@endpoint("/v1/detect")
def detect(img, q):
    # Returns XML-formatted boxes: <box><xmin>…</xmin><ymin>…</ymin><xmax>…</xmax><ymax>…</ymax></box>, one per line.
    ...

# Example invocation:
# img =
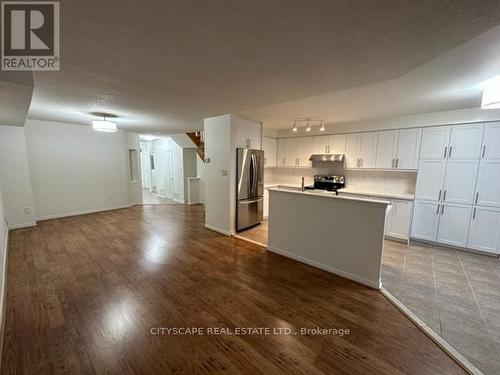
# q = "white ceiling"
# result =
<box><xmin>5</xmin><ymin>1</ymin><xmax>500</xmax><ymax>131</ymax></box>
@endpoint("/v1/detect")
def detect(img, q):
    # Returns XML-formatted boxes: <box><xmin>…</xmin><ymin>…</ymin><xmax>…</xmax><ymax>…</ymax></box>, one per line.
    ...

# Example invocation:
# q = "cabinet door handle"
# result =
<box><xmin>396</xmin><ymin>158</ymin><xmax>399</xmax><ymax>168</ymax></box>
<box><xmin>436</xmin><ymin>204</ymin><xmax>440</xmax><ymax>215</ymax></box>
<box><xmin>438</xmin><ymin>190</ymin><xmax>441</xmax><ymax>201</ymax></box>
<box><xmin>482</xmin><ymin>145</ymin><xmax>486</xmax><ymax>158</ymax></box>
<box><xmin>443</xmin><ymin>190</ymin><xmax>447</xmax><ymax>201</ymax></box>
<box><xmin>475</xmin><ymin>192</ymin><xmax>479</xmax><ymax>204</ymax></box>
<box><xmin>444</xmin><ymin>146</ymin><xmax>448</xmax><ymax>158</ymax></box>
<box><xmin>441</xmin><ymin>204</ymin><xmax>445</xmax><ymax>215</ymax></box>
<box><xmin>473</xmin><ymin>207</ymin><xmax>476</xmax><ymax>220</ymax></box>
<box><xmin>448</xmin><ymin>146</ymin><xmax>452</xmax><ymax>158</ymax></box>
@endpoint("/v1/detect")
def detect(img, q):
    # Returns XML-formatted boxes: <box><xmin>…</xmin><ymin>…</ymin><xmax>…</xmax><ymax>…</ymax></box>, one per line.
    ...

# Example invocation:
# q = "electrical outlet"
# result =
<box><xmin>221</xmin><ymin>170</ymin><xmax>228</xmax><ymax>176</ymax></box>
<box><xmin>23</xmin><ymin>207</ymin><xmax>32</xmax><ymax>215</ymax></box>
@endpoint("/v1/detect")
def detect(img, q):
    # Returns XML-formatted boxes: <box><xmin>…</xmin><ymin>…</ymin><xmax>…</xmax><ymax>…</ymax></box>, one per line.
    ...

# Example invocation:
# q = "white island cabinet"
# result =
<box><xmin>268</xmin><ymin>189</ymin><xmax>389</xmax><ymax>289</ymax></box>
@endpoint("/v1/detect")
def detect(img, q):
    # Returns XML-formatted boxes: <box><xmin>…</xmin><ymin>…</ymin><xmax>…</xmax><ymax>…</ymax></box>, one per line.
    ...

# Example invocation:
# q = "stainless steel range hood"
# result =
<box><xmin>309</xmin><ymin>154</ymin><xmax>345</xmax><ymax>162</ymax></box>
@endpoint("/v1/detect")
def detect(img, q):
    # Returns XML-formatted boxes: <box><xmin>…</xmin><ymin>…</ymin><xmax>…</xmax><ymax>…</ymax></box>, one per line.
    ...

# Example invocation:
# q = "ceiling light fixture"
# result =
<box><xmin>481</xmin><ymin>76</ymin><xmax>500</xmax><ymax>109</ymax></box>
<box><xmin>320</xmin><ymin>120</ymin><xmax>325</xmax><ymax>131</ymax></box>
<box><xmin>306</xmin><ymin>120</ymin><xmax>311</xmax><ymax>132</ymax></box>
<box><xmin>92</xmin><ymin>115</ymin><xmax>117</xmax><ymax>132</ymax></box>
<box><xmin>292</xmin><ymin>121</ymin><xmax>298</xmax><ymax>132</ymax></box>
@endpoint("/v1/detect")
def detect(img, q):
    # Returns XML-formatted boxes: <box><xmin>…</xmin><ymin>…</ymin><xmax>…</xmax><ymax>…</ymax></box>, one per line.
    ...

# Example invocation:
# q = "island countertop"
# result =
<box><xmin>268</xmin><ymin>187</ymin><xmax>391</xmax><ymax>205</ymax></box>
<box><xmin>267</xmin><ymin>188</ymin><xmax>390</xmax><ymax>289</ymax></box>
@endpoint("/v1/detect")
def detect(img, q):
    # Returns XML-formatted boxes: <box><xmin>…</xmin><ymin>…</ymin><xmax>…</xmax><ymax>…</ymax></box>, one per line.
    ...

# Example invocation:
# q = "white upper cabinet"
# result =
<box><xmin>436</xmin><ymin>203</ymin><xmax>472</xmax><ymax>247</ymax></box>
<box><xmin>442</xmin><ymin>159</ymin><xmax>479</xmax><ymax>204</ymax></box>
<box><xmin>298</xmin><ymin>137</ymin><xmax>313</xmax><ymax>167</ymax></box>
<box><xmin>285</xmin><ymin>138</ymin><xmax>300</xmax><ymax>167</ymax></box>
<box><xmin>277</xmin><ymin>138</ymin><xmax>287</xmax><ymax>167</ymax></box>
<box><xmin>475</xmin><ymin>160</ymin><xmax>500</xmax><ymax>207</ymax></box>
<box><xmin>467</xmin><ymin>206</ymin><xmax>500</xmax><ymax>254</ymax></box>
<box><xmin>396</xmin><ymin>128</ymin><xmax>421</xmax><ymax>169</ymax></box>
<box><xmin>420</xmin><ymin>126</ymin><xmax>451</xmax><ymax>160</ymax></box>
<box><xmin>415</xmin><ymin>159</ymin><xmax>447</xmax><ymax>201</ymax></box>
<box><xmin>375</xmin><ymin>130</ymin><xmax>398</xmax><ymax>169</ymax></box>
<box><xmin>448</xmin><ymin>124</ymin><xmax>483</xmax><ymax>159</ymax></box>
<box><xmin>234</xmin><ymin>119</ymin><xmax>261</xmax><ymax>149</ymax></box>
<box><xmin>312</xmin><ymin>135</ymin><xmax>330</xmax><ymax>154</ymax></box>
<box><xmin>345</xmin><ymin>133</ymin><xmax>361</xmax><ymax>168</ymax></box>
<box><xmin>328</xmin><ymin>134</ymin><xmax>347</xmax><ymax>154</ymax></box>
<box><xmin>411</xmin><ymin>200</ymin><xmax>440</xmax><ymax>241</ymax></box>
<box><xmin>262</xmin><ymin>137</ymin><xmax>276</xmax><ymax>167</ymax></box>
<box><xmin>482</xmin><ymin>122</ymin><xmax>500</xmax><ymax>159</ymax></box>
<box><xmin>358</xmin><ymin>132</ymin><xmax>378</xmax><ymax>169</ymax></box>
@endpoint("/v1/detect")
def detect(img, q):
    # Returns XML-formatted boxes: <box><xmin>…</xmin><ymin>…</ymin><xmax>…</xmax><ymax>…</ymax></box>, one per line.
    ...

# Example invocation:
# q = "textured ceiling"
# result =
<box><xmin>18</xmin><ymin>0</ymin><xmax>500</xmax><ymax>131</ymax></box>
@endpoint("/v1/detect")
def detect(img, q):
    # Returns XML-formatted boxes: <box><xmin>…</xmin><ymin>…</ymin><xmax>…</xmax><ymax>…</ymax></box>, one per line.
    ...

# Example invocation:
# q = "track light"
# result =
<box><xmin>292</xmin><ymin>121</ymin><xmax>298</xmax><ymax>132</ymax></box>
<box><xmin>320</xmin><ymin>121</ymin><xmax>325</xmax><ymax>131</ymax></box>
<box><xmin>306</xmin><ymin>120</ymin><xmax>311</xmax><ymax>132</ymax></box>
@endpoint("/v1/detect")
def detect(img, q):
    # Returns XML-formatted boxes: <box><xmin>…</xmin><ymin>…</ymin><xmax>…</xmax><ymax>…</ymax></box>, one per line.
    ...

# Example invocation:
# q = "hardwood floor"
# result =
<box><xmin>1</xmin><ymin>205</ymin><xmax>466</xmax><ymax>374</ymax></box>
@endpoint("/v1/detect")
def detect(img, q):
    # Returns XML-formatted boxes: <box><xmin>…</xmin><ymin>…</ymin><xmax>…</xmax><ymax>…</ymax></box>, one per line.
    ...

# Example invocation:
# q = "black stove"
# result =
<box><xmin>304</xmin><ymin>175</ymin><xmax>345</xmax><ymax>195</ymax></box>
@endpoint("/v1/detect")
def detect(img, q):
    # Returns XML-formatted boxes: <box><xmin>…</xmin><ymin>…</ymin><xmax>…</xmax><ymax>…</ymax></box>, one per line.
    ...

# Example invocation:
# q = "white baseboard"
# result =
<box><xmin>204</xmin><ymin>224</ymin><xmax>234</xmax><ymax>236</ymax></box>
<box><xmin>8</xmin><ymin>221</ymin><xmax>37</xmax><ymax>230</ymax></box>
<box><xmin>267</xmin><ymin>245</ymin><xmax>381</xmax><ymax>290</ymax></box>
<box><xmin>35</xmin><ymin>204</ymin><xmax>136</xmax><ymax>222</ymax></box>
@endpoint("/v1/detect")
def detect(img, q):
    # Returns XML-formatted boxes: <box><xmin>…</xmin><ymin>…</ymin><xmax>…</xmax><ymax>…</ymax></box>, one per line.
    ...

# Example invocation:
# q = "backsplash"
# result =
<box><xmin>266</xmin><ymin>163</ymin><xmax>417</xmax><ymax>194</ymax></box>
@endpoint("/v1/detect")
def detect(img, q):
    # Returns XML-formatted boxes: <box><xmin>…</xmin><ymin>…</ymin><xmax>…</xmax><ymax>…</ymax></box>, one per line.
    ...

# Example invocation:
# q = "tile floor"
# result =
<box><xmin>238</xmin><ymin>223</ymin><xmax>500</xmax><ymax>375</ymax></box>
<box><xmin>382</xmin><ymin>241</ymin><xmax>500</xmax><ymax>375</ymax></box>
<box><xmin>142</xmin><ymin>189</ymin><xmax>182</xmax><ymax>205</ymax></box>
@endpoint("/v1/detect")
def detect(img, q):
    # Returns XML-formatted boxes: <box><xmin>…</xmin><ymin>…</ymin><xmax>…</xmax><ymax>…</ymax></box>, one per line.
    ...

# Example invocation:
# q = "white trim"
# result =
<box><xmin>380</xmin><ymin>288</ymin><xmax>484</xmax><ymax>375</ymax></box>
<box><xmin>173</xmin><ymin>199</ymin><xmax>185</xmax><ymax>204</ymax></box>
<box><xmin>267</xmin><ymin>245</ymin><xmax>381</xmax><ymax>289</ymax></box>
<box><xmin>8</xmin><ymin>221</ymin><xmax>37</xmax><ymax>230</ymax></box>
<box><xmin>233</xmin><ymin>234</ymin><xmax>267</xmax><ymax>248</ymax></box>
<box><xmin>204</xmin><ymin>224</ymin><xmax>233</xmax><ymax>236</ymax></box>
<box><xmin>0</xmin><ymin>227</ymin><xmax>9</xmax><ymax>366</ymax></box>
<box><xmin>35</xmin><ymin>204</ymin><xmax>136</xmax><ymax>222</ymax></box>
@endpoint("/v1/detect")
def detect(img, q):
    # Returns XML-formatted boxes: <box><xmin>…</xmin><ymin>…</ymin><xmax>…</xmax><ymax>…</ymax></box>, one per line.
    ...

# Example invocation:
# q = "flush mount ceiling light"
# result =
<box><xmin>91</xmin><ymin>114</ymin><xmax>117</xmax><ymax>132</ymax></box>
<box><xmin>481</xmin><ymin>75</ymin><xmax>500</xmax><ymax>109</ymax></box>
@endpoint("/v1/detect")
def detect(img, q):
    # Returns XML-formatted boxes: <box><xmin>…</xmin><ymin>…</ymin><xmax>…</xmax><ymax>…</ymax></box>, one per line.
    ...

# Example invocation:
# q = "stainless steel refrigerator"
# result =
<box><xmin>236</xmin><ymin>148</ymin><xmax>264</xmax><ymax>231</ymax></box>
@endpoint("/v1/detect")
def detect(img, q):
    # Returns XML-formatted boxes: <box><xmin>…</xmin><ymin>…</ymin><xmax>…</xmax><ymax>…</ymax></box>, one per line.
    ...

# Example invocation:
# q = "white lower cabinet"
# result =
<box><xmin>263</xmin><ymin>188</ymin><xmax>270</xmax><ymax>218</ymax></box>
<box><xmin>411</xmin><ymin>200</ymin><xmax>441</xmax><ymax>241</ymax></box>
<box><xmin>436</xmin><ymin>203</ymin><xmax>472</xmax><ymax>247</ymax></box>
<box><xmin>386</xmin><ymin>200</ymin><xmax>413</xmax><ymax>241</ymax></box>
<box><xmin>467</xmin><ymin>206</ymin><xmax>500</xmax><ymax>254</ymax></box>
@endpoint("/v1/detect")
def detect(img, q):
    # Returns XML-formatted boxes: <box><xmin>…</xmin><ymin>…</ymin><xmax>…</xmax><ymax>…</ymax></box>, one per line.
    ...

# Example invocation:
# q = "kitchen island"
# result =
<box><xmin>268</xmin><ymin>188</ymin><xmax>390</xmax><ymax>289</ymax></box>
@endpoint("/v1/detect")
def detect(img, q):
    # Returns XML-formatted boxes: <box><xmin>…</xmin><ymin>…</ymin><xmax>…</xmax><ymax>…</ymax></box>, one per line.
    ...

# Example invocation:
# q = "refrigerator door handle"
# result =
<box><xmin>239</xmin><ymin>197</ymin><xmax>263</xmax><ymax>204</ymax></box>
<box><xmin>251</xmin><ymin>154</ymin><xmax>257</xmax><ymax>196</ymax></box>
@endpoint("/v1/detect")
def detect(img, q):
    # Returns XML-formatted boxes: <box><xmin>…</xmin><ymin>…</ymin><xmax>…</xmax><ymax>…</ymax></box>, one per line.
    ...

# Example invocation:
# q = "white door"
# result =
<box><xmin>345</xmin><ymin>133</ymin><xmax>361</xmax><ymax>168</ymax></box>
<box><xmin>359</xmin><ymin>132</ymin><xmax>378</xmax><ymax>169</ymax></box>
<box><xmin>328</xmin><ymin>134</ymin><xmax>347</xmax><ymax>154</ymax></box>
<box><xmin>436</xmin><ymin>203</ymin><xmax>472</xmax><ymax>247</ymax></box>
<box><xmin>467</xmin><ymin>206</ymin><xmax>500</xmax><ymax>254</ymax></box>
<box><xmin>285</xmin><ymin>138</ymin><xmax>300</xmax><ymax>167</ymax></box>
<box><xmin>475</xmin><ymin>160</ymin><xmax>500</xmax><ymax>207</ymax></box>
<box><xmin>298</xmin><ymin>137</ymin><xmax>313</xmax><ymax>166</ymax></box>
<box><xmin>386</xmin><ymin>200</ymin><xmax>413</xmax><ymax>240</ymax></box>
<box><xmin>448</xmin><ymin>124</ymin><xmax>483</xmax><ymax>159</ymax></box>
<box><xmin>396</xmin><ymin>128</ymin><xmax>422</xmax><ymax>170</ymax></box>
<box><xmin>442</xmin><ymin>159</ymin><xmax>479</xmax><ymax>204</ymax></box>
<box><xmin>482</xmin><ymin>122</ymin><xmax>500</xmax><ymax>159</ymax></box>
<box><xmin>415</xmin><ymin>159</ymin><xmax>447</xmax><ymax>201</ymax></box>
<box><xmin>277</xmin><ymin>138</ymin><xmax>287</xmax><ymax>166</ymax></box>
<box><xmin>411</xmin><ymin>200</ymin><xmax>440</xmax><ymax>241</ymax></box>
<box><xmin>420</xmin><ymin>126</ymin><xmax>450</xmax><ymax>160</ymax></box>
<box><xmin>165</xmin><ymin>150</ymin><xmax>174</xmax><ymax>199</ymax></box>
<box><xmin>312</xmin><ymin>135</ymin><xmax>330</xmax><ymax>154</ymax></box>
<box><xmin>375</xmin><ymin>130</ymin><xmax>397</xmax><ymax>169</ymax></box>
<box><xmin>262</xmin><ymin>137</ymin><xmax>276</xmax><ymax>167</ymax></box>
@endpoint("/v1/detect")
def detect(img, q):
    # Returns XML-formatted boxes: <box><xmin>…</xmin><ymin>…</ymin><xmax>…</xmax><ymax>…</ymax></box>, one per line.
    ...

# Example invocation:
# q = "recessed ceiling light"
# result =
<box><xmin>92</xmin><ymin>115</ymin><xmax>117</xmax><ymax>132</ymax></box>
